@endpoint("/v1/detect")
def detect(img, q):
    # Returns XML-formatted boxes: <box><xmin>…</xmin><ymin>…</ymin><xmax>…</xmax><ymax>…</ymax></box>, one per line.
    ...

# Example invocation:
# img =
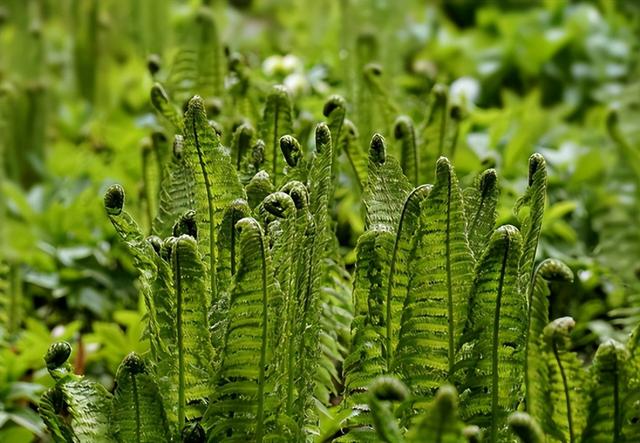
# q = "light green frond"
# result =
<box><xmin>396</xmin><ymin>158</ymin><xmax>475</xmax><ymax>393</ymax></box>
<box><xmin>230</xmin><ymin>123</ymin><xmax>256</xmax><ymax>171</ymax></box>
<box><xmin>280</xmin><ymin>134</ymin><xmax>308</xmax><ymax>183</ymax></box>
<box><xmin>171</xmin><ymin>235</ymin><xmax>215</xmax><ymax>425</ymax></box>
<box><xmin>418</xmin><ymin>84</ymin><xmax>454</xmax><ymax>182</ymax></box>
<box><xmin>324</xmin><ymin>95</ymin><xmax>347</xmax><ymax>151</ymax></box>
<box><xmin>369</xmin><ymin>377</ymin><xmax>409</xmax><ymax>443</ymax></box>
<box><xmin>239</xmin><ymin>139</ymin><xmax>266</xmax><ymax>185</ymax></box>
<box><xmin>39</xmin><ymin>388</ymin><xmax>75</xmax><ymax>443</ymax></box>
<box><xmin>150</xmin><ymin>83</ymin><xmax>183</xmax><ymax>131</ymax></box>
<box><xmin>407</xmin><ymin>385</ymin><xmax>466</xmax><ymax>443</ymax></box>
<box><xmin>362</xmin><ymin>64</ymin><xmax>398</xmax><ymax>141</ymax></box>
<box><xmin>460</xmin><ymin>225</ymin><xmax>525</xmax><ymax>442</ymax></box>
<box><xmin>582</xmin><ymin>340</ymin><xmax>629</xmax><ymax>443</ymax></box>
<box><xmin>385</xmin><ymin>184</ymin><xmax>432</xmax><ymax>371</ymax></box>
<box><xmin>340</xmin><ymin>119</ymin><xmax>368</xmax><ymax>190</ymax></box>
<box><xmin>111</xmin><ymin>353</ymin><xmax>171</xmax><ymax>443</ymax></box>
<box><xmin>393</xmin><ymin>116</ymin><xmax>419</xmax><ymax>186</ymax></box>
<box><xmin>515</xmin><ymin>153</ymin><xmax>547</xmax><ymax>298</ymax></box>
<box><xmin>508</xmin><ymin>412</ymin><xmax>545</xmax><ymax>443</ymax></box>
<box><xmin>183</xmin><ymin>95</ymin><xmax>245</xmax><ymax>298</ymax></box>
<box><xmin>205</xmin><ymin>218</ymin><xmax>281</xmax><ymax>442</ymax></box>
<box><xmin>246</xmin><ymin>170</ymin><xmax>274</xmax><ymax>209</ymax></box>
<box><xmin>345</xmin><ymin>229</ymin><xmax>395</xmax><ymax>408</ymax></box>
<box><xmin>525</xmin><ymin>259</ymin><xmax>574</xmax><ymax>428</ymax></box>
<box><xmin>463</xmin><ymin>168</ymin><xmax>499</xmax><ymax>259</ymax></box>
<box><xmin>44</xmin><ymin>342</ymin><xmax>114</xmax><ymax>443</ymax></box>
<box><xmin>539</xmin><ymin>317</ymin><xmax>586</xmax><ymax>443</ymax></box>
<box><xmin>259</xmin><ymin>85</ymin><xmax>293</xmax><ymax>188</ymax></box>
<box><xmin>363</xmin><ymin>133</ymin><xmax>412</xmax><ymax>232</ymax></box>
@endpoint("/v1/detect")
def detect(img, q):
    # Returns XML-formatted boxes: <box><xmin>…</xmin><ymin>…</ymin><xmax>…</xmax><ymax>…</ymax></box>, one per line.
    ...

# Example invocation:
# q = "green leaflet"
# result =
<box><xmin>394</xmin><ymin>116</ymin><xmax>419</xmax><ymax>187</ymax></box>
<box><xmin>406</xmin><ymin>385</ymin><xmax>466</xmax><ymax>443</ymax></box>
<box><xmin>385</xmin><ymin>184</ymin><xmax>432</xmax><ymax>371</ymax></box>
<box><xmin>153</xmin><ymin>136</ymin><xmax>198</xmax><ymax>238</ymax></box>
<box><xmin>166</xmin><ymin>7</ymin><xmax>224</xmax><ymax>101</ymax></box>
<box><xmin>183</xmin><ymin>95</ymin><xmax>246</xmax><ymax>298</ymax></box>
<box><xmin>363</xmin><ymin>133</ymin><xmax>412</xmax><ymax>232</ymax></box>
<box><xmin>324</xmin><ymin>95</ymin><xmax>347</xmax><ymax>151</ymax></box>
<box><xmin>104</xmin><ymin>185</ymin><xmax>163</xmax><ymax>360</ymax></box>
<box><xmin>524</xmin><ymin>259</ymin><xmax>573</xmax><ymax>429</ymax></box>
<box><xmin>418</xmin><ymin>84</ymin><xmax>455</xmax><ymax>182</ymax></box>
<box><xmin>340</xmin><ymin>119</ymin><xmax>368</xmax><ymax>190</ymax></box>
<box><xmin>280</xmin><ymin>134</ymin><xmax>308</xmax><ymax>183</ymax></box>
<box><xmin>368</xmin><ymin>377</ymin><xmax>410</xmax><ymax>443</ymax></box>
<box><xmin>43</xmin><ymin>342</ymin><xmax>114</xmax><ymax>443</ymax></box>
<box><xmin>259</xmin><ymin>85</ymin><xmax>293</xmax><ymax>188</ymax></box>
<box><xmin>463</xmin><ymin>168</ymin><xmax>499</xmax><ymax>260</ymax></box>
<box><xmin>39</xmin><ymin>388</ymin><xmax>75</xmax><ymax>443</ymax></box>
<box><xmin>230</xmin><ymin>123</ymin><xmax>255</xmax><ymax>170</ymax></box>
<box><xmin>396</xmin><ymin>158</ymin><xmax>475</xmax><ymax>391</ymax></box>
<box><xmin>205</xmin><ymin>218</ymin><xmax>282</xmax><ymax>442</ymax></box>
<box><xmin>540</xmin><ymin>317</ymin><xmax>586</xmax><ymax>443</ymax></box>
<box><xmin>460</xmin><ymin>225</ymin><xmax>525</xmax><ymax>442</ymax></box>
<box><xmin>345</xmin><ymin>229</ymin><xmax>395</xmax><ymax>406</ymax></box>
<box><xmin>150</xmin><ymin>83</ymin><xmax>183</xmax><ymax>132</ymax></box>
<box><xmin>582</xmin><ymin>340</ymin><xmax>629</xmax><ymax>443</ymax></box>
<box><xmin>171</xmin><ymin>235</ymin><xmax>215</xmax><ymax>426</ymax></box>
<box><xmin>111</xmin><ymin>353</ymin><xmax>170</xmax><ymax>443</ymax></box>
<box><xmin>515</xmin><ymin>153</ymin><xmax>547</xmax><ymax>298</ymax></box>
<box><xmin>508</xmin><ymin>413</ymin><xmax>545</xmax><ymax>443</ymax></box>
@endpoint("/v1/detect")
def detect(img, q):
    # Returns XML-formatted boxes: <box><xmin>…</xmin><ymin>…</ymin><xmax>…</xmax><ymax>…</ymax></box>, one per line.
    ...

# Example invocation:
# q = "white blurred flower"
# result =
<box><xmin>284</xmin><ymin>72</ymin><xmax>310</xmax><ymax>97</ymax></box>
<box><xmin>450</xmin><ymin>76</ymin><xmax>480</xmax><ymax>109</ymax></box>
<box><xmin>262</xmin><ymin>55</ymin><xmax>284</xmax><ymax>76</ymax></box>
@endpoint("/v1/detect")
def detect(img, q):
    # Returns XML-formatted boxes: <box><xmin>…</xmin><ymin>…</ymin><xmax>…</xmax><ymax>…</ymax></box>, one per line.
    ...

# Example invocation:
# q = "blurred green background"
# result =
<box><xmin>1</xmin><ymin>0</ymin><xmax>639</xmax><ymax>440</ymax></box>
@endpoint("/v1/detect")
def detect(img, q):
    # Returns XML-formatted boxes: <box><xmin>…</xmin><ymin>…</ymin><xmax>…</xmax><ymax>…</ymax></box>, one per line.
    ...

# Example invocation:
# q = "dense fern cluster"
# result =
<box><xmin>37</xmin><ymin>8</ymin><xmax>640</xmax><ymax>443</ymax></box>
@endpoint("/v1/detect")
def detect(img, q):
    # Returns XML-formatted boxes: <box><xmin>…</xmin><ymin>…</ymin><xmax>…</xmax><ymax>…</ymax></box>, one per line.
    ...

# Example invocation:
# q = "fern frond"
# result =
<box><xmin>515</xmin><ymin>153</ymin><xmax>547</xmax><ymax>298</ymax></box>
<box><xmin>171</xmin><ymin>235</ymin><xmax>215</xmax><ymax>426</ymax></box>
<box><xmin>324</xmin><ymin>95</ymin><xmax>347</xmax><ymax>151</ymax></box>
<box><xmin>407</xmin><ymin>385</ymin><xmax>466</xmax><ymax>443</ymax></box>
<box><xmin>205</xmin><ymin>217</ymin><xmax>282</xmax><ymax>442</ymax></box>
<box><xmin>39</xmin><ymin>388</ymin><xmax>75</xmax><ymax>443</ymax></box>
<box><xmin>368</xmin><ymin>377</ymin><xmax>410</xmax><ymax>443</ymax></box>
<box><xmin>460</xmin><ymin>225</ymin><xmax>525</xmax><ymax>441</ymax></box>
<box><xmin>396</xmin><ymin>158</ymin><xmax>475</xmax><ymax>393</ymax></box>
<box><xmin>393</xmin><ymin>116</ymin><xmax>419</xmax><ymax>186</ymax></box>
<box><xmin>340</xmin><ymin>119</ymin><xmax>368</xmax><ymax>190</ymax></box>
<box><xmin>524</xmin><ymin>259</ymin><xmax>573</xmax><ymax>429</ymax></box>
<box><xmin>150</xmin><ymin>83</ymin><xmax>183</xmax><ymax>132</ymax></box>
<box><xmin>582</xmin><ymin>340</ymin><xmax>629</xmax><ymax>443</ymax></box>
<box><xmin>418</xmin><ymin>84</ymin><xmax>454</xmax><ymax>182</ymax></box>
<box><xmin>463</xmin><ymin>168</ymin><xmax>499</xmax><ymax>259</ymax></box>
<box><xmin>363</xmin><ymin>133</ymin><xmax>412</xmax><ymax>232</ymax></box>
<box><xmin>111</xmin><ymin>353</ymin><xmax>171</xmax><ymax>442</ymax></box>
<box><xmin>230</xmin><ymin>123</ymin><xmax>255</xmax><ymax>171</ymax></box>
<box><xmin>539</xmin><ymin>317</ymin><xmax>586</xmax><ymax>443</ymax></box>
<box><xmin>508</xmin><ymin>412</ymin><xmax>545</xmax><ymax>443</ymax></box>
<box><xmin>259</xmin><ymin>85</ymin><xmax>293</xmax><ymax>188</ymax></box>
<box><xmin>280</xmin><ymin>134</ymin><xmax>308</xmax><ymax>183</ymax></box>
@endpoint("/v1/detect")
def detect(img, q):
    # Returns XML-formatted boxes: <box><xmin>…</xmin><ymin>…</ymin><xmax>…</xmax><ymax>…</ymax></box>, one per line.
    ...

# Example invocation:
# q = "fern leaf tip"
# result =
<box><xmin>369</xmin><ymin>376</ymin><xmax>410</xmax><ymax>402</ymax></box>
<box><xmin>369</xmin><ymin>133</ymin><xmax>386</xmax><ymax>164</ymax></box>
<box><xmin>508</xmin><ymin>412</ymin><xmax>544</xmax><ymax>443</ymax></box>
<box><xmin>323</xmin><ymin>94</ymin><xmax>346</xmax><ymax>117</ymax></box>
<box><xmin>45</xmin><ymin>342</ymin><xmax>72</xmax><ymax>370</ymax></box>
<box><xmin>315</xmin><ymin>123</ymin><xmax>332</xmax><ymax>149</ymax></box>
<box><xmin>120</xmin><ymin>352</ymin><xmax>146</xmax><ymax>375</ymax></box>
<box><xmin>104</xmin><ymin>184</ymin><xmax>125</xmax><ymax>215</ymax></box>
<box><xmin>280</xmin><ymin>134</ymin><xmax>301</xmax><ymax>167</ymax></box>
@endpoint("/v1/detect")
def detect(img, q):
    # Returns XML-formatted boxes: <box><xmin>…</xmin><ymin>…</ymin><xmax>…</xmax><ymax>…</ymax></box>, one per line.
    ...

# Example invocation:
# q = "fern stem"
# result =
<box><xmin>552</xmin><ymin>343</ymin><xmax>575</xmax><ymax>443</ymax></box>
<box><xmin>255</xmin><ymin>230</ymin><xmax>268</xmax><ymax>443</ymax></box>
<box><xmin>190</xmin><ymin>116</ymin><xmax>217</xmax><ymax>302</ymax></box>
<box><xmin>446</xmin><ymin>177</ymin><xmax>455</xmax><ymax>376</ymax></box>
<box><xmin>491</xmin><ymin>232</ymin><xmax>510</xmax><ymax>443</ymax></box>
<box><xmin>131</xmin><ymin>371</ymin><xmax>141</xmax><ymax>443</ymax></box>
<box><xmin>174</xmin><ymin>245</ymin><xmax>186</xmax><ymax>430</ymax></box>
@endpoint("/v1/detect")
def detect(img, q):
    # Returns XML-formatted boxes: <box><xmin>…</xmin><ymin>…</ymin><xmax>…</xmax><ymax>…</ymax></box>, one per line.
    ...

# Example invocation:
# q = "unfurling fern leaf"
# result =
<box><xmin>508</xmin><ymin>412</ymin><xmax>545</xmax><ymax>443</ymax></box>
<box><xmin>539</xmin><ymin>317</ymin><xmax>586</xmax><ymax>443</ymax></box>
<box><xmin>582</xmin><ymin>340</ymin><xmax>629</xmax><ymax>443</ymax></box>
<box><xmin>171</xmin><ymin>235</ymin><xmax>215</xmax><ymax>426</ymax></box>
<box><xmin>259</xmin><ymin>85</ymin><xmax>293</xmax><ymax>188</ymax></box>
<box><xmin>340</xmin><ymin>119</ymin><xmax>368</xmax><ymax>190</ymax></box>
<box><xmin>515</xmin><ymin>153</ymin><xmax>547</xmax><ymax>298</ymax></box>
<box><xmin>463</xmin><ymin>168</ymin><xmax>499</xmax><ymax>259</ymax></box>
<box><xmin>460</xmin><ymin>225</ymin><xmax>525</xmax><ymax>442</ymax></box>
<box><xmin>150</xmin><ymin>83</ymin><xmax>183</xmax><ymax>132</ymax></box>
<box><xmin>406</xmin><ymin>385</ymin><xmax>466</xmax><ymax>443</ymax></box>
<box><xmin>111</xmin><ymin>353</ymin><xmax>170</xmax><ymax>443</ymax></box>
<box><xmin>205</xmin><ymin>218</ymin><xmax>284</xmax><ymax>442</ymax></box>
<box><xmin>393</xmin><ymin>116</ymin><xmax>419</xmax><ymax>187</ymax></box>
<box><xmin>368</xmin><ymin>377</ymin><xmax>410</xmax><ymax>443</ymax></box>
<box><xmin>396</xmin><ymin>158</ymin><xmax>475</xmax><ymax>393</ymax></box>
<box><xmin>280</xmin><ymin>134</ymin><xmax>307</xmax><ymax>183</ymax></box>
<box><xmin>524</xmin><ymin>259</ymin><xmax>574</xmax><ymax>432</ymax></box>
<box><xmin>42</xmin><ymin>342</ymin><xmax>114</xmax><ymax>443</ymax></box>
<box><xmin>323</xmin><ymin>95</ymin><xmax>347</xmax><ymax>153</ymax></box>
<box><xmin>418</xmin><ymin>84</ymin><xmax>455</xmax><ymax>182</ymax></box>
